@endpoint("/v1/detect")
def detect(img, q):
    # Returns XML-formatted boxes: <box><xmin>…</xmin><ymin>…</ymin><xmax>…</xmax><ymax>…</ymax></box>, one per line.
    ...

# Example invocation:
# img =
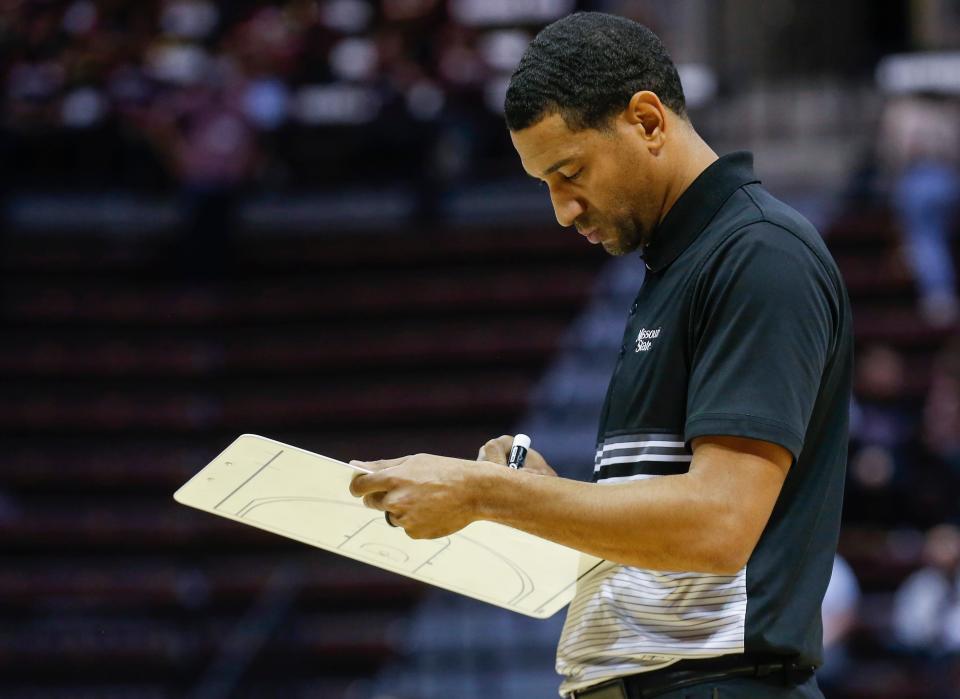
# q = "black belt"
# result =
<box><xmin>568</xmin><ymin>655</ymin><xmax>816</xmax><ymax>699</ymax></box>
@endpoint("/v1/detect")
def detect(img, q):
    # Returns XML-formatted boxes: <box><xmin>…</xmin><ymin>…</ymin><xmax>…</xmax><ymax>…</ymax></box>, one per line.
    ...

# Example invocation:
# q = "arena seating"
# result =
<box><xmin>2</xmin><ymin>225</ymin><xmax>606</xmax><ymax>697</ymax></box>
<box><xmin>5</xmin><ymin>198</ymin><xmax>959</xmax><ymax>698</ymax></box>
<box><xmin>823</xmin><ymin>205</ymin><xmax>959</xmax><ymax>699</ymax></box>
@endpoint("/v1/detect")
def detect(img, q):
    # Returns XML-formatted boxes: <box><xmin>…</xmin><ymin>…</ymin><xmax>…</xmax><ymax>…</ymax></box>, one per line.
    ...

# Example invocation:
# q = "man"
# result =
<box><xmin>350</xmin><ymin>12</ymin><xmax>852</xmax><ymax>699</ymax></box>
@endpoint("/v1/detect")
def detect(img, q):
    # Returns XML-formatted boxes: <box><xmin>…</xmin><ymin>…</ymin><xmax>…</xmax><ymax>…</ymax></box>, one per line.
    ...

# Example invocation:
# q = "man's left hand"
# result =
<box><xmin>349</xmin><ymin>454</ymin><xmax>493</xmax><ymax>539</ymax></box>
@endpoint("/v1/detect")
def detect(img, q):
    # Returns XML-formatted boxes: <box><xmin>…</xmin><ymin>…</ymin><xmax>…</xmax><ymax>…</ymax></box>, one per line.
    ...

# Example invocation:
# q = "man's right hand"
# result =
<box><xmin>477</xmin><ymin>435</ymin><xmax>558</xmax><ymax>477</ymax></box>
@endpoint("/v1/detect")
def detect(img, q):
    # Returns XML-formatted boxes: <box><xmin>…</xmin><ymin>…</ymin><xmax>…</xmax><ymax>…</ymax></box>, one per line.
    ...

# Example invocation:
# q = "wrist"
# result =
<box><xmin>467</xmin><ymin>460</ymin><xmax>510</xmax><ymax>523</ymax></box>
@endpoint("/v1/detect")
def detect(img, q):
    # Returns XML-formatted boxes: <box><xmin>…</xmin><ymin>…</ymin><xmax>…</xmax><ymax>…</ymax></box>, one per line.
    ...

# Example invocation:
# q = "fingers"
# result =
<box><xmin>349</xmin><ymin>471</ymin><xmax>394</xmax><ymax>497</ymax></box>
<box><xmin>361</xmin><ymin>490</ymin><xmax>405</xmax><ymax>530</ymax></box>
<box><xmin>477</xmin><ymin>435</ymin><xmax>514</xmax><ymax>465</ymax></box>
<box><xmin>348</xmin><ymin>456</ymin><xmax>412</xmax><ymax>497</ymax></box>
<box><xmin>362</xmin><ymin>492</ymin><xmax>386</xmax><ymax>511</ymax></box>
<box><xmin>362</xmin><ymin>491</ymin><xmax>404</xmax><ymax>531</ymax></box>
<box><xmin>350</xmin><ymin>456</ymin><xmax>409</xmax><ymax>473</ymax></box>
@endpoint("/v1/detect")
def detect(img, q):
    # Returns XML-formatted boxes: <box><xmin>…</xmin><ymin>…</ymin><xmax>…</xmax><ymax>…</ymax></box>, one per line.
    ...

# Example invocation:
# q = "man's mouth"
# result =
<box><xmin>578</xmin><ymin>227</ymin><xmax>601</xmax><ymax>244</ymax></box>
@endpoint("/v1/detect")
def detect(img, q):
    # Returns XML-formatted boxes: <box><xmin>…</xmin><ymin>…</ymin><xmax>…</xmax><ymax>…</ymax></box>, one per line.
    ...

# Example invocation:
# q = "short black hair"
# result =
<box><xmin>504</xmin><ymin>12</ymin><xmax>686</xmax><ymax>132</ymax></box>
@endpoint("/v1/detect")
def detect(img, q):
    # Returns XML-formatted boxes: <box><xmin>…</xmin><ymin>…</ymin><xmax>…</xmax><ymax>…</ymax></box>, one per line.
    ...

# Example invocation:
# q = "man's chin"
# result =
<box><xmin>601</xmin><ymin>237</ymin><xmax>635</xmax><ymax>257</ymax></box>
<box><xmin>601</xmin><ymin>227</ymin><xmax>645</xmax><ymax>257</ymax></box>
<box><xmin>601</xmin><ymin>240</ymin><xmax>624</xmax><ymax>256</ymax></box>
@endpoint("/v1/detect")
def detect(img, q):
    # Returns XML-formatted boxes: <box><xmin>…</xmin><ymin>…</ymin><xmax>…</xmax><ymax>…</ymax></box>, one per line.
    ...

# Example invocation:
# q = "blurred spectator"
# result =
<box><xmin>818</xmin><ymin>555</ymin><xmax>861</xmax><ymax>694</ymax></box>
<box><xmin>849</xmin><ymin>341</ymin><xmax>960</xmax><ymax>526</ymax></box>
<box><xmin>915</xmin><ymin>332</ymin><xmax>960</xmax><ymax>523</ymax></box>
<box><xmin>892</xmin><ymin>524</ymin><xmax>960</xmax><ymax>696</ymax></box>
<box><xmin>892</xmin><ymin>523</ymin><xmax>960</xmax><ymax>651</ymax></box>
<box><xmin>925</xmin><ymin>332</ymin><xmax>960</xmax><ymax>476</ymax></box>
<box><xmin>0</xmin><ymin>0</ymin><xmax>558</xmax><ymax>193</ymax></box>
<box><xmin>144</xmin><ymin>75</ymin><xmax>261</xmax><ymax>273</ymax></box>
<box><xmin>879</xmin><ymin>93</ymin><xmax>960</xmax><ymax>326</ymax></box>
<box><xmin>847</xmin><ymin>345</ymin><xmax>915</xmax><ymax>521</ymax></box>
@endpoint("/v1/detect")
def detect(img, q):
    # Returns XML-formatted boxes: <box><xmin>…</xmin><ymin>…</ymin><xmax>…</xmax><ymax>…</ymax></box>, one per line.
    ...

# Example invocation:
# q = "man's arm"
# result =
<box><xmin>350</xmin><ymin>434</ymin><xmax>791</xmax><ymax>575</ymax></box>
<box><xmin>476</xmin><ymin>435</ymin><xmax>789</xmax><ymax>573</ymax></box>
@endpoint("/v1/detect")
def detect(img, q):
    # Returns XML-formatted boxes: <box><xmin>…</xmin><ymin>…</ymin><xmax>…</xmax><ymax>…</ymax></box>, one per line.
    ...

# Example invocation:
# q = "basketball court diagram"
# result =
<box><xmin>175</xmin><ymin>434</ymin><xmax>607</xmax><ymax>618</ymax></box>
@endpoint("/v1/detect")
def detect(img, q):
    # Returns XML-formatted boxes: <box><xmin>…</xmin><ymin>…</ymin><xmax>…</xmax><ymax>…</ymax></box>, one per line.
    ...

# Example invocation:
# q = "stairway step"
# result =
<box><xmin>836</xmin><ymin>252</ymin><xmax>915</xmax><ymax>298</ymax></box>
<box><xmin>1</xmin><ymin>317</ymin><xmax>569</xmax><ymax>378</ymax></box>
<box><xmin>0</xmin><ymin>553</ymin><xmax>421</xmax><ymax>611</ymax></box>
<box><xmin>4</xmin><ymin>372</ymin><xmax>534</xmax><ymax>433</ymax></box>
<box><xmin>4</xmin><ymin>426</ymin><xmax>505</xmax><ymax>491</ymax></box>
<box><xmin>6</xmin><ymin>266</ymin><xmax>597</xmax><ymax>325</ymax></box>
<box><xmin>2</xmin><ymin>227</ymin><xmax>592</xmax><ymax>273</ymax></box>
<box><xmin>0</xmin><ymin>610</ymin><xmax>401</xmax><ymax>678</ymax></box>
<box><xmin>854</xmin><ymin>308</ymin><xmax>954</xmax><ymax>348</ymax></box>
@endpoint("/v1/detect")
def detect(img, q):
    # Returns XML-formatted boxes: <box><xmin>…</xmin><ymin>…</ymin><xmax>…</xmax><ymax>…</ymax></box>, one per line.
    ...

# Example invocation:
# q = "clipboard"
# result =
<box><xmin>173</xmin><ymin>434</ymin><xmax>607</xmax><ymax>618</ymax></box>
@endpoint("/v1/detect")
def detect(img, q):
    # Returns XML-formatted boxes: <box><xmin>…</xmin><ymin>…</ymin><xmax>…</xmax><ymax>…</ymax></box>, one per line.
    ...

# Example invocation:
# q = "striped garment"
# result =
<box><xmin>556</xmin><ymin>433</ymin><xmax>747</xmax><ymax>696</ymax></box>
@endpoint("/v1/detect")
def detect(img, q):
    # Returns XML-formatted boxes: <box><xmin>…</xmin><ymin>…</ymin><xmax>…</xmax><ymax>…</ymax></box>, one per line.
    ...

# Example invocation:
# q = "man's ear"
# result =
<box><xmin>624</xmin><ymin>91</ymin><xmax>667</xmax><ymax>148</ymax></box>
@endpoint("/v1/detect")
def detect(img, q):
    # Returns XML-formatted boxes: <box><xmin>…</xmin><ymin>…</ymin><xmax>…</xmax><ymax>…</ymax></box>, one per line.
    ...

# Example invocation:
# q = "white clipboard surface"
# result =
<box><xmin>173</xmin><ymin>434</ymin><xmax>607</xmax><ymax>618</ymax></box>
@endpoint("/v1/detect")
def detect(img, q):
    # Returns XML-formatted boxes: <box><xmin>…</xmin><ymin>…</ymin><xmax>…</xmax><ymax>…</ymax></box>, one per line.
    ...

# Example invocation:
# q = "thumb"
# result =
<box><xmin>350</xmin><ymin>456</ymin><xmax>409</xmax><ymax>473</ymax></box>
<box><xmin>477</xmin><ymin>435</ymin><xmax>513</xmax><ymax>465</ymax></box>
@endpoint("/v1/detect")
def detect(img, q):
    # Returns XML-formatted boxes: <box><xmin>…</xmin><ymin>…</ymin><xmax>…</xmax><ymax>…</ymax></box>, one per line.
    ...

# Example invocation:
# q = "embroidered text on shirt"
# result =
<box><xmin>635</xmin><ymin>327</ymin><xmax>662</xmax><ymax>352</ymax></box>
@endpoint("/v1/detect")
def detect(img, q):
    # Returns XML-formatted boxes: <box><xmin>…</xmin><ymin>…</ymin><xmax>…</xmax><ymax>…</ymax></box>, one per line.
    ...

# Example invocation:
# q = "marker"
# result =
<box><xmin>508</xmin><ymin>434</ymin><xmax>531</xmax><ymax>470</ymax></box>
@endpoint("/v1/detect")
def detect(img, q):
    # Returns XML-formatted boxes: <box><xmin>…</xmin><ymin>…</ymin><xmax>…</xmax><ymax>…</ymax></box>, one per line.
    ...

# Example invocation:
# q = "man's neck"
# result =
<box><xmin>658</xmin><ymin>127</ymin><xmax>719</xmax><ymax>226</ymax></box>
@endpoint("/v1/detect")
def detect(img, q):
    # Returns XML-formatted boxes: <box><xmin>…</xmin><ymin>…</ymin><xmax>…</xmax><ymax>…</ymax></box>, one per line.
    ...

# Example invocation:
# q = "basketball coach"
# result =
<box><xmin>350</xmin><ymin>12</ymin><xmax>853</xmax><ymax>699</ymax></box>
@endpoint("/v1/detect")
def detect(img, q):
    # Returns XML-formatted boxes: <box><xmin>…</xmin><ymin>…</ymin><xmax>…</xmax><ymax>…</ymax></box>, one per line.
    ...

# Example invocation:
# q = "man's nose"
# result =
<box><xmin>550</xmin><ymin>190</ymin><xmax>585</xmax><ymax>228</ymax></box>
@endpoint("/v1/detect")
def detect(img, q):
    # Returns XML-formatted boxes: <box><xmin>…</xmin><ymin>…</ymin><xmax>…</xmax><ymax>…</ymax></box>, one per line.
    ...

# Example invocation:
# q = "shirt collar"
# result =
<box><xmin>640</xmin><ymin>151</ymin><xmax>760</xmax><ymax>272</ymax></box>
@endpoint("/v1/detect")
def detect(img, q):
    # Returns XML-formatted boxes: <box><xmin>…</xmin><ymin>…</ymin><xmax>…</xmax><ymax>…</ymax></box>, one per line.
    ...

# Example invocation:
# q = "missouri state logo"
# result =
<box><xmin>635</xmin><ymin>327</ymin><xmax>662</xmax><ymax>352</ymax></box>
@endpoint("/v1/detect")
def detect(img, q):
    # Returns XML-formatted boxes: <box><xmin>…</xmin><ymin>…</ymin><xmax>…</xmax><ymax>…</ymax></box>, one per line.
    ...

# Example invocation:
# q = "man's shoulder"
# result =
<box><xmin>702</xmin><ymin>184</ymin><xmax>838</xmax><ymax>281</ymax></box>
<box><xmin>738</xmin><ymin>183</ymin><xmax>823</xmax><ymax>243</ymax></box>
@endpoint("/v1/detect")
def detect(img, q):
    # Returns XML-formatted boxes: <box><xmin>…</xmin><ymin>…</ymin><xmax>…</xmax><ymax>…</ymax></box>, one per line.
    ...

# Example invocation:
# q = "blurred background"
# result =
<box><xmin>3</xmin><ymin>0</ymin><xmax>960</xmax><ymax>697</ymax></box>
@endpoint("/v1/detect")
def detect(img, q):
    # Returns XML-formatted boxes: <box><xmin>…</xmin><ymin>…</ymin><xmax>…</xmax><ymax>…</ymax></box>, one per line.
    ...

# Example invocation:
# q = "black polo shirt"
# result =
<box><xmin>556</xmin><ymin>152</ymin><xmax>853</xmax><ymax>693</ymax></box>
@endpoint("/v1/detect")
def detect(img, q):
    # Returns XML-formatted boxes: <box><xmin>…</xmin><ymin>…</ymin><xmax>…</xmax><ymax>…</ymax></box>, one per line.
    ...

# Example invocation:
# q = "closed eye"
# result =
<box><xmin>563</xmin><ymin>169</ymin><xmax>583</xmax><ymax>182</ymax></box>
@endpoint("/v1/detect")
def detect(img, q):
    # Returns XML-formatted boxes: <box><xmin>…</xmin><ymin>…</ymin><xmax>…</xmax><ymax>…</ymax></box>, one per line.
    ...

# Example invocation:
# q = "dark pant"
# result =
<box><xmin>652</xmin><ymin>674</ymin><xmax>823</xmax><ymax>699</ymax></box>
